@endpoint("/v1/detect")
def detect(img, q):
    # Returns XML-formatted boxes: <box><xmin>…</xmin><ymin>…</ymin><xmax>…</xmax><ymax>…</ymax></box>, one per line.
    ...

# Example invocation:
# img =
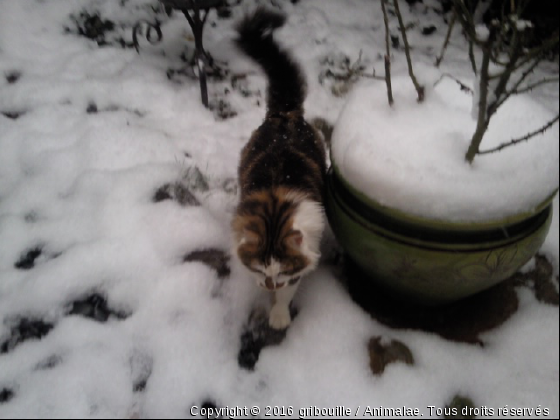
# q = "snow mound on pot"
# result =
<box><xmin>331</xmin><ymin>73</ymin><xmax>559</xmax><ymax>222</ymax></box>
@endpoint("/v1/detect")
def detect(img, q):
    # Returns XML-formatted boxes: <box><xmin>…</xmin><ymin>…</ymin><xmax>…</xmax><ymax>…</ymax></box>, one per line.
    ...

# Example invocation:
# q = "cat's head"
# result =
<box><xmin>232</xmin><ymin>189</ymin><xmax>324</xmax><ymax>291</ymax></box>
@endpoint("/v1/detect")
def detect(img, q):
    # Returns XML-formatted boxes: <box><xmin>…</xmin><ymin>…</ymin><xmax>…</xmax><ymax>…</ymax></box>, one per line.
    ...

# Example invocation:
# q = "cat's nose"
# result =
<box><xmin>264</xmin><ymin>277</ymin><xmax>275</xmax><ymax>290</ymax></box>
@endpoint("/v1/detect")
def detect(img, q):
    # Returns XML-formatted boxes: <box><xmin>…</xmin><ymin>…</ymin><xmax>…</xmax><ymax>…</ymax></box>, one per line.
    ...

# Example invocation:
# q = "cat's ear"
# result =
<box><xmin>286</xmin><ymin>230</ymin><xmax>303</xmax><ymax>250</ymax></box>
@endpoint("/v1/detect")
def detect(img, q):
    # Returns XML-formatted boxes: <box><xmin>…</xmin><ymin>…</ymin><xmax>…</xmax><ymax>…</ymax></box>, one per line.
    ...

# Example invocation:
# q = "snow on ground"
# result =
<box><xmin>0</xmin><ymin>0</ymin><xmax>558</xmax><ymax>418</ymax></box>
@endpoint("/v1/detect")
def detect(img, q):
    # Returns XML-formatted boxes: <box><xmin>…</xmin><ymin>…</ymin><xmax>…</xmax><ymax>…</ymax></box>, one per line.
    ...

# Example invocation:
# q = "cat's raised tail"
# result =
<box><xmin>235</xmin><ymin>8</ymin><xmax>306</xmax><ymax>115</ymax></box>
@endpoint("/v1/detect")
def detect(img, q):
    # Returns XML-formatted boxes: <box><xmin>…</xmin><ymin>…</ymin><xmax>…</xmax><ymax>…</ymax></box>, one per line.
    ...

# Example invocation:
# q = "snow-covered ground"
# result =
<box><xmin>0</xmin><ymin>0</ymin><xmax>558</xmax><ymax>418</ymax></box>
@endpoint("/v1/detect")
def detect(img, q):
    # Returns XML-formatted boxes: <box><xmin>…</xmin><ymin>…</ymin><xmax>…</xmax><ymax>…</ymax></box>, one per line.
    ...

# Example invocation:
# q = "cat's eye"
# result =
<box><xmin>280</xmin><ymin>269</ymin><xmax>298</xmax><ymax>276</ymax></box>
<box><xmin>249</xmin><ymin>266</ymin><xmax>265</xmax><ymax>275</ymax></box>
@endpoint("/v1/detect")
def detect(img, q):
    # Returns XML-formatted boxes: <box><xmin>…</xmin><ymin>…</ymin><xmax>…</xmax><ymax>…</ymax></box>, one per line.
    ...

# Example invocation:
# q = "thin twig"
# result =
<box><xmin>384</xmin><ymin>57</ymin><xmax>394</xmax><ymax>105</ymax></box>
<box><xmin>453</xmin><ymin>0</ymin><xmax>482</xmax><ymax>44</ymax></box>
<box><xmin>468</xmin><ymin>38</ymin><xmax>478</xmax><ymax>75</ymax></box>
<box><xmin>436</xmin><ymin>7</ymin><xmax>457</xmax><ymax>67</ymax></box>
<box><xmin>492</xmin><ymin>52</ymin><xmax>542</xmax><ymax>113</ymax></box>
<box><xmin>453</xmin><ymin>0</ymin><xmax>559</xmax><ymax>164</ymax></box>
<box><xmin>381</xmin><ymin>0</ymin><xmax>394</xmax><ymax>105</ymax></box>
<box><xmin>512</xmin><ymin>77</ymin><xmax>560</xmax><ymax>95</ymax></box>
<box><xmin>478</xmin><ymin>114</ymin><xmax>559</xmax><ymax>155</ymax></box>
<box><xmin>433</xmin><ymin>73</ymin><xmax>473</xmax><ymax>94</ymax></box>
<box><xmin>485</xmin><ymin>22</ymin><xmax>523</xmax><ymax>120</ymax></box>
<box><xmin>392</xmin><ymin>0</ymin><xmax>424</xmax><ymax>102</ymax></box>
<box><xmin>510</xmin><ymin>31</ymin><xmax>560</xmax><ymax>71</ymax></box>
<box><xmin>465</xmin><ymin>33</ymin><xmax>494</xmax><ymax>163</ymax></box>
<box><xmin>452</xmin><ymin>0</ymin><xmax>480</xmax><ymax>73</ymax></box>
<box><xmin>362</xmin><ymin>73</ymin><xmax>387</xmax><ymax>81</ymax></box>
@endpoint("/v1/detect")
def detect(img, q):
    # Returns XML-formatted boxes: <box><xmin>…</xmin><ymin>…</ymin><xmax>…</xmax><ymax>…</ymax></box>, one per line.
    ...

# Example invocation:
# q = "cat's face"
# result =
<box><xmin>236</xmin><ymin>227</ymin><xmax>309</xmax><ymax>290</ymax></box>
<box><xmin>232</xmin><ymin>190</ymin><xmax>324</xmax><ymax>291</ymax></box>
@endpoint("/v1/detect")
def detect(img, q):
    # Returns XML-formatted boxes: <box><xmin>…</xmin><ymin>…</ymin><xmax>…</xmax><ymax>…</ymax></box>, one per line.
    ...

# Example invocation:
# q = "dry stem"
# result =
<box><xmin>478</xmin><ymin>114</ymin><xmax>560</xmax><ymax>155</ymax></box>
<box><xmin>393</xmin><ymin>0</ymin><xmax>424</xmax><ymax>102</ymax></box>
<box><xmin>436</xmin><ymin>7</ymin><xmax>457</xmax><ymax>67</ymax></box>
<box><xmin>381</xmin><ymin>0</ymin><xmax>394</xmax><ymax>105</ymax></box>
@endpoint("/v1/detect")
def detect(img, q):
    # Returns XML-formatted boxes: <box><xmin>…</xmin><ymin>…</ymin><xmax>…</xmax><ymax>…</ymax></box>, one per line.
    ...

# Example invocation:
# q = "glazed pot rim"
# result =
<box><xmin>327</xmin><ymin>167</ymin><xmax>553</xmax><ymax>248</ymax></box>
<box><xmin>330</xmin><ymin>165</ymin><xmax>557</xmax><ymax>232</ymax></box>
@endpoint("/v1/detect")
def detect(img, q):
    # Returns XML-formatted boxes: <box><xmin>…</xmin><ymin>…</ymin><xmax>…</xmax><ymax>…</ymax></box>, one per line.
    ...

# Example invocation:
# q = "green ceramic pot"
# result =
<box><xmin>325</xmin><ymin>167</ymin><xmax>555</xmax><ymax>305</ymax></box>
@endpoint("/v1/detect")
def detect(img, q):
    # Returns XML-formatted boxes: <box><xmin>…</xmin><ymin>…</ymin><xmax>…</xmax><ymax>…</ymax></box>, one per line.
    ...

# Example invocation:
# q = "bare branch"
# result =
<box><xmin>465</xmin><ymin>38</ymin><xmax>493</xmax><ymax>163</ymax></box>
<box><xmin>478</xmin><ymin>114</ymin><xmax>560</xmax><ymax>155</ymax></box>
<box><xmin>452</xmin><ymin>0</ymin><xmax>480</xmax><ymax>73</ymax></box>
<box><xmin>381</xmin><ymin>0</ymin><xmax>394</xmax><ymax>105</ymax></box>
<box><xmin>362</xmin><ymin>72</ymin><xmax>387</xmax><ymax>81</ymax></box>
<box><xmin>381</xmin><ymin>0</ymin><xmax>391</xmax><ymax>64</ymax></box>
<box><xmin>493</xmin><ymin>57</ymin><xmax>543</xmax><ymax>111</ymax></box>
<box><xmin>384</xmin><ymin>56</ymin><xmax>394</xmax><ymax>106</ymax></box>
<box><xmin>512</xmin><ymin>77</ymin><xmax>560</xmax><ymax>95</ymax></box>
<box><xmin>485</xmin><ymin>23</ymin><xmax>523</xmax><ymax>119</ymax></box>
<box><xmin>511</xmin><ymin>31</ymin><xmax>560</xmax><ymax>70</ymax></box>
<box><xmin>454</xmin><ymin>0</ymin><xmax>559</xmax><ymax>164</ymax></box>
<box><xmin>434</xmin><ymin>73</ymin><xmax>473</xmax><ymax>94</ymax></box>
<box><xmin>436</xmin><ymin>7</ymin><xmax>457</xmax><ymax>67</ymax></box>
<box><xmin>468</xmin><ymin>38</ymin><xmax>478</xmax><ymax>75</ymax></box>
<box><xmin>453</xmin><ymin>0</ymin><xmax>482</xmax><ymax>43</ymax></box>
<box><xmin>393</xmin><ymin>0</ymin><xmax>425</xmax><ymax>102</ymax></box>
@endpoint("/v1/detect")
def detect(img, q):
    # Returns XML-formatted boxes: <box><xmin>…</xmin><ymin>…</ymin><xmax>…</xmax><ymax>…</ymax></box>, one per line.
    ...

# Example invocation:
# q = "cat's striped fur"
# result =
<box><xmin>232</xmin><ymin>8</ymin><xmax>326</xmax><ymax>330</ymax></box>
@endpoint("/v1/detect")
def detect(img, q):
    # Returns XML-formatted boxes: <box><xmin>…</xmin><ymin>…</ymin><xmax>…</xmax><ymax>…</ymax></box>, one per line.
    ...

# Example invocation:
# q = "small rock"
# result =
<box><xmin>70</xmin><ymin>11</ymin><xmax>115</xmax><ymax>44</ymax></box>
<box><xmin>15</xmin><ymin>246</ymin><xmax>43</xmax><ymax>270</ymax></box>
<box><xmin>445</xmin><ymin>395</ymin><xmax>477</xmax><ymax>419</ymax></box>
<box><xmin>68</xmin><ymin>293</ymin><xmax>129</xmax><ymax>322</ymax></box>
<box><xmin>1</xmin><ymin>110</ymin><xmax>25</xmax><ymax>120</ymax></box>
<box><xmin>190</xmin><ymin>400</ymin><xmax>220</xmax><ymax>419</ymax></box>
<box><xmin>5</xmin><ymin>71</ymin><xmax>21</xmax><ymax>84</ymax></box>
<box><xmin>133</xmin><ymin>379</ymin><xmax>148</xmax><ymax>393</ymax></box>
<box><xmin>201</xmin><ymin>400</ymin><xmax>218</xmax><ymax>411</ymax></box>
<box><xmin>368</xmin><ymin>336</ymin><xmax>414</xmax><ymax>375</ymax></box>
<box><xmin>0</xmin><ymin>318</ymin><xmax>54</xmax><ymax>354</ymax></box>
<box><xmin>422</xmin><ymin>25</ymin><xmax>437</xmax><ymax>36</ymax></box>
<box><xmin>0</xmin><ymin>388</ymin><xmax>14</xmax><ymax>404</ymax></box>
<box><xmin>86</xmin><ymin>102</ymin><xmax>98</xmax><ymax>114</ymax></box>
<box><xmin>153</xmin><ymin>185</ymin><xmax>172</xmax><ymax>202</ymax></box>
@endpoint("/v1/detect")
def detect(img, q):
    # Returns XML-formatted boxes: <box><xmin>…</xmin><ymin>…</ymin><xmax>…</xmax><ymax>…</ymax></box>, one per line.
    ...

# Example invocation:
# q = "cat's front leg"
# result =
<box><xmin>269</xmin><ymin>279</ymin><xmax>300</xmax><ymax>330</ymax></box>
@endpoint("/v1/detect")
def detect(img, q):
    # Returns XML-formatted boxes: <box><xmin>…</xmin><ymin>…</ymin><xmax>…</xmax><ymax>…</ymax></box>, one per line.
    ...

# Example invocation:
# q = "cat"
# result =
<box><xmin>232</xmin><ymin>8</ymin><xmax>327</xmax><ymax>330</ymax></box>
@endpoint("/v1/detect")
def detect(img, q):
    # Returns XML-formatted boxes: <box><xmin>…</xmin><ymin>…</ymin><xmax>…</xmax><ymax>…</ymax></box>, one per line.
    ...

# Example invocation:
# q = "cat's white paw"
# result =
<box><xmin>269</xmin><ymin>305</ymin><xmax>291</xmax><ymax>330</ymax></box>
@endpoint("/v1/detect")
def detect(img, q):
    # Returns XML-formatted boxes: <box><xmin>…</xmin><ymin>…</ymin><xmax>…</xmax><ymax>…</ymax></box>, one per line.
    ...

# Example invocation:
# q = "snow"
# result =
<box><xmin>331</xmin><ymin>67</ymin><xmax>559</xmax><ymax>223</ymax></box>
<box><xmin>0</xmin><ymin>0</ymin><xmax>558</xmax><ymax>418</ymax></box>
<box><xmin>512</xmin><ymin>17</ymin><xmax>534</xmax><ymax>32</ymax></box>
<box><xmin>475</xmin><ymin>24</ymin><xmax>490</xmax><ymax>41</ymax></box>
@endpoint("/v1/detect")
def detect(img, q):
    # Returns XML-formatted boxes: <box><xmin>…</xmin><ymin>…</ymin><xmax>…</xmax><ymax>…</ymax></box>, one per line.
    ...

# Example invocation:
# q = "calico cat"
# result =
<box><xmin>232</xmin><ymin>8</ymin><xmax>327</xmax><ymax>330</ymax></box>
